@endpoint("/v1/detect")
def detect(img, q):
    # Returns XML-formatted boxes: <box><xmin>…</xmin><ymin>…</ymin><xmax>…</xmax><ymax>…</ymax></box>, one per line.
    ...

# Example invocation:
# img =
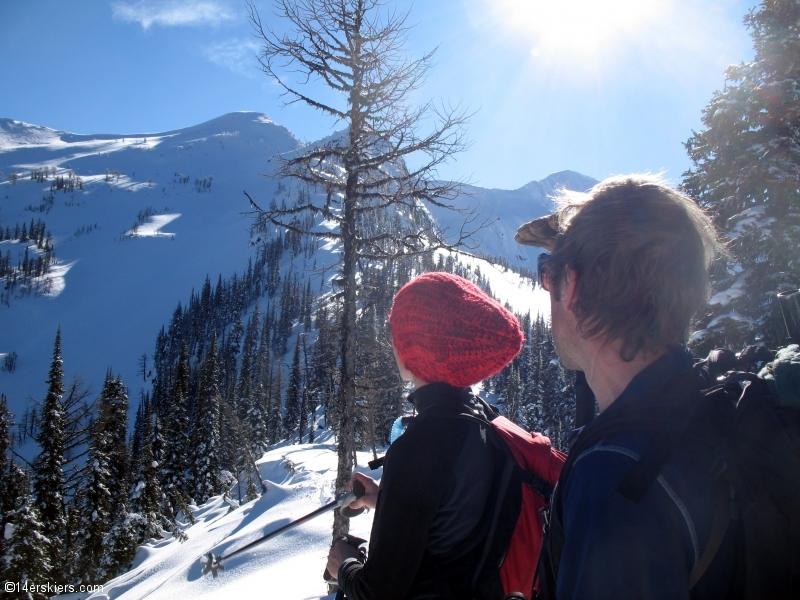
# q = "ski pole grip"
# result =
<box><xmin>338</xmin><ymin>478</ymin><xmax>367</xmax><ymax>518</ymax></box>
<box><xmin>353</xmin><ymin>479</ymin><xmax>366</xmax><ymax>499</ymax></box>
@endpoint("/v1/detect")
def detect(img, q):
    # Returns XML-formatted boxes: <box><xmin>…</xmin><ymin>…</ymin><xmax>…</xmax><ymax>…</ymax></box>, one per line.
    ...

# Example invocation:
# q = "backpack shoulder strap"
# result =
<box><xmin>688</xmin><ymin>480</ymin><xmax>733</xmax><ymax>589</ymax></box>
<box><xmin>615</xmin><ymin>365</ymin><xmax>708</xmax><ymax>504</ymax></box>
<box><xmin>455</xmin><ymin>410</ymin><xmax>555</xmax><ymax>500</ymax></box>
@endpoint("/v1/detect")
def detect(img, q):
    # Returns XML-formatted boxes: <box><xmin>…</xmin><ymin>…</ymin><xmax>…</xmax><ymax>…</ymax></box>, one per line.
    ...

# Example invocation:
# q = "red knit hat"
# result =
<box><xmin>389</xmin><ymin>272</ymin><xmax>523</xmax><ymax>387</ymax></box>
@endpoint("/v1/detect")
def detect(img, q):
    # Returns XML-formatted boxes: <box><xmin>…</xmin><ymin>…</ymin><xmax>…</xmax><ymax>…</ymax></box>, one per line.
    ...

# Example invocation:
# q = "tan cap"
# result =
<box><xmin>514</xmin><ymin>213</ymin><xmax>560</xmax><ymax>251</ymax></box>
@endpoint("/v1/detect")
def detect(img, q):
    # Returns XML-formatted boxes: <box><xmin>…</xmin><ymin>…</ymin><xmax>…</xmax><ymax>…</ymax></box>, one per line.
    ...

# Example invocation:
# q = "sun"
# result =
<box><xmin>487</xmin><ymin>0</ymin><xmax>668</xmax><ymax>60</ymax></box>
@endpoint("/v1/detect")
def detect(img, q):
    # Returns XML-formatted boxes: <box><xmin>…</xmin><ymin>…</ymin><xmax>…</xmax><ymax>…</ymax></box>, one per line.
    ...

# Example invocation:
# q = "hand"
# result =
<box><xmin>326</xmin><ymin>538</ymin><xmax>362</xmax><ymax>577</ymax></box>
<box><xmin>349</xmin><ymin>472</ymin><xmax>379</xmax><ymax>511</ymax></box>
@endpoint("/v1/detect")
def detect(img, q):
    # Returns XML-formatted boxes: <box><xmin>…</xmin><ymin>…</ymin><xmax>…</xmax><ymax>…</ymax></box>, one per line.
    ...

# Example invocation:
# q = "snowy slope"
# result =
<box><xmin>0</xmin><ymin>113</ymin><xmax>298</xmax><ymax>447</ymax></box>
<box><xmin>88</xmin><ymin>435</ymin><xmax>378</xmax><ymax>600</ymax></box>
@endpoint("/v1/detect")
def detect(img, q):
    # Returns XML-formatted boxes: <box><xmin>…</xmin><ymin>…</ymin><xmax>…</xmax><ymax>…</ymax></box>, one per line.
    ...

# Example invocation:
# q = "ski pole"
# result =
<box><xmin>201</xmin><ymin>480</ymin><xmax>366</xmax><ymax>577</ymax></box>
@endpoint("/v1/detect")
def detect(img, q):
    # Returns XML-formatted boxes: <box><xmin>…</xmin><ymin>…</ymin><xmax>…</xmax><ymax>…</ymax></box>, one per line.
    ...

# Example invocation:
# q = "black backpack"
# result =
<box><xmin>537</xmin><ymin>346</ymin><xmax>800</xmax><ymax>599</ymax></box>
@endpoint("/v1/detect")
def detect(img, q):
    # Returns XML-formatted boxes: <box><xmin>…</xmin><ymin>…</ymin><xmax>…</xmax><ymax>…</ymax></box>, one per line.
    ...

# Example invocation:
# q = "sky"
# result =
<box><xmin>1</xmin><ymin>0</ymin><xmax>756</xmax><ymax>189</ymax></box>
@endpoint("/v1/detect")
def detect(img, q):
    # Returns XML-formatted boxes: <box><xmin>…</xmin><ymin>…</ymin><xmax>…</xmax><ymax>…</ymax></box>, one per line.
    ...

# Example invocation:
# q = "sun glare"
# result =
<box><xmin>489</xmin><ymin>0</ymin><xmax>668</xmax><ymax>59</ymax></box>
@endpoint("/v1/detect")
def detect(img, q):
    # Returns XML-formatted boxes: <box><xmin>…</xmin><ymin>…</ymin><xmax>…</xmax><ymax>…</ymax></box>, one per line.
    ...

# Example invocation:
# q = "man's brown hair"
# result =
<box><xmin>543</xmin><ymin>174</ymin><xmax>724</xmax><ymax>361</ymax></box>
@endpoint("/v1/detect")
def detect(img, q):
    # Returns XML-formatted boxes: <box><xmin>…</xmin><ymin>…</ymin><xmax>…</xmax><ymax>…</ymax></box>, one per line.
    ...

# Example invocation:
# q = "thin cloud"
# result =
<box><xmin>203</xmin><ymin>38</ymin><xmax>262</xmax><ymax>77</ymax></box>
<box><xmin>111</xmin><ymin>0</ymin><xmax>235</xmax><ymax>30</ymax></box>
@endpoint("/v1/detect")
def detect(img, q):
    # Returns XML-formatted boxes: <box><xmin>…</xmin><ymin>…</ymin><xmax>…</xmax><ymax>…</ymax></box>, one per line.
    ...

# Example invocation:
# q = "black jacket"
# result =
<box><xmin>339</xmin><ymin>383</ymin><xmax>497</xmax><ymax>600</ymax></box>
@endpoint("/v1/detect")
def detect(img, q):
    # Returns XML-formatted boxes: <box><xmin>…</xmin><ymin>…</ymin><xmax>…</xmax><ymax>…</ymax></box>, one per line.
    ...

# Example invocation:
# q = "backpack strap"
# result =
<box><xmin>792</xmin><ymin>495</ymin><xmax>800</xmax><ymax>592</ymax></box>
<box><xmin>615</xmin><ymin>366</ymin><xmax>705</xmax><ymax>504</ymax></box>
<box><xmin>471</xmin><ymin>457</ymin><xmax>516</xmax><ymax>591</ymax></box>
<box><xmin>456</xmin><ymin>410</ymin><xmax>555</xmax><ymax>500</ymax></box>
<box><xmin>688</xmin><ymin>480</ymin><xmax>732</xmax><ymax>589</ymax></box>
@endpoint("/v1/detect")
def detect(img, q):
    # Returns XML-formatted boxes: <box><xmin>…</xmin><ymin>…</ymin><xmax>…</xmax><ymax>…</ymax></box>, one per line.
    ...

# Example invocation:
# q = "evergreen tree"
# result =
<box><xmin>99</xmin><ymin>503</ymin><xmax>140</xmax><ymax>580</ymax></box>
<box><xmin>130</xmin><ymin>398</ymin><xmax>147</xmax><ymax>467</ymax></box>
<box><xmin>683</xmin><ymin>0</ymin><xmax>800</xmax><ymax>349</ymax></box>
<box><xmin>32</xmin><ymin>327</ymin><xmax>67</xmax><ymax>578</ymax></box>
<box><xmin>222</xmin><ymin>316</ymin><xmax>243</xmax><ymax>403</ymax></box>
<box><xmin>129</xmin><ymin>400</ymin><xmax>165</xmax><ymax>542</ymax></box>
<box><xmin>161</xmin><ymin>345</ymin><xmax>192</xmax><ymax>521</ymax></box>
<box><xmin>100</xmin><ymin>373</ymin><xmax>130</xmax><ymax>516</ymax></box>
<box><xmin>151</xmin><ymin>412</ymin><xmax>166</xmax><ymax>483</ymax></box>
<box><xmin>0</xmin><ymin>394</ymin><xmax>15</xmax><ymax>519</ymax></box>
<box><xmin>0</xmin><ymin>396</ymin><xmax>26</xmax><ymax>582</ymax></box>
<box><xmin>5</xmin><ymin>490</ymin><xmax>51</xmax><ymax>600</ymax></box>
<box><xmin>190</xmin><ymin>333</ymin><xmax>223</xmax><ymax>504</ymax></box>
<box><xmin>267</xmin><ymin>367</ymin><xmax>283</xmax><ymax>445</ymax></box>
<box><xmin>75</xmin><ymin>420</ymin><xmax>114</xmax><ymax>584</ymax></box>
<box><xmin>283</xmin><ymin>340</ymin><xmax>303</xmax><ymax>438</ymax></box>
<box><xmin>249</xmin><ymin>379</ymin><xmax>269</xmax><ymax>455</ymax></box>
<box><xmin>236</xmin><ymin>311</ymin><xmax>257</xmax><ymax>435</ymax></box>
<box><xmin>501</xmin><ymin>366</ymin><xmax>523</xmax><ymax>425</ymax></box>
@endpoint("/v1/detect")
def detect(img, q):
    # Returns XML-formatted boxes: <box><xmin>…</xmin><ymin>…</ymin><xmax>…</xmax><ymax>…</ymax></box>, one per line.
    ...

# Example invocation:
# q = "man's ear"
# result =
<box><xmin>563</xmin><ymin>267</ymin><xmax>578</xmax><ymax>313</ymax></box>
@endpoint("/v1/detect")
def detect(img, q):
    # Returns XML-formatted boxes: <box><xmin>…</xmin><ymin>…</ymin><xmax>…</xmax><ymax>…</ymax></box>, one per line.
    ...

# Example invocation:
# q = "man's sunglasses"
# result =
<box><xmin>537</xmin><ymin>253</ymin><xmax>551</xmax><ymax>291</ymax></box>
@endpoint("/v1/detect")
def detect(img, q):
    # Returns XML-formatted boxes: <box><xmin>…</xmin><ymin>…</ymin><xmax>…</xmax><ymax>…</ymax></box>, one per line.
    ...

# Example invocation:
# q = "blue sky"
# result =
<box><xmin>1</xmin><ymin>0</ymin><xmax>755</xmax><ymax>189</ymax></box>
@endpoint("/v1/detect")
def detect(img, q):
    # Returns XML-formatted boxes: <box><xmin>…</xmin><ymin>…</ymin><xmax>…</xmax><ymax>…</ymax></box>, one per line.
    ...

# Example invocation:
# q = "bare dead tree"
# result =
<box><xmin>247</xmin><ymin>0</ymin><xmax>484</xmax><ymax>539</ymax></box>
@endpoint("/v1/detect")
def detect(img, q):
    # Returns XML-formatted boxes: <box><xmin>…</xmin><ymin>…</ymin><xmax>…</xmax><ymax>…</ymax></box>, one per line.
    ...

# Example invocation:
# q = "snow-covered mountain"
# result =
<box><xmin>441</xmin><ymin>171</ymin><xmax>598</xmax><ymax>267</ymax></box>
<box><xmin>0</xmin><ymin>111</ymin><xmax>593</xmax><ymax>436</ymax></box>
<box><xmin>0</xmin><ymin>111</ymin><xmax>598</xmax><ymax>600</ymax></box>
<box><xmin>0</xmin><ymin>113</ymin><xmax>297</xmax><ymax>431</ymax></box>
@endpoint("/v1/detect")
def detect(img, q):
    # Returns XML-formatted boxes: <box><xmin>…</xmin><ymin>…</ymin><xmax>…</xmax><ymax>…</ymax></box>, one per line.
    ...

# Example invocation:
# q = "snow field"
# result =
<box><xmin>90</xmin><ymin>440</ymin><xmax>379</xmax><ymax>600</ymax></box>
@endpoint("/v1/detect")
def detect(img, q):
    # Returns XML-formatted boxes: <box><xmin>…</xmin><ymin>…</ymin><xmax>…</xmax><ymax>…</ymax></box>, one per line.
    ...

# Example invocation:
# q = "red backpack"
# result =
<box><xmin>462</xmin><ymin>405</ymin><xmax>566</xmax><ymax>600</ymax></box>
<box><xmin>371</xmin><ymin>400</ymin><xmax>567</xmax><ymax>600</ymax></box>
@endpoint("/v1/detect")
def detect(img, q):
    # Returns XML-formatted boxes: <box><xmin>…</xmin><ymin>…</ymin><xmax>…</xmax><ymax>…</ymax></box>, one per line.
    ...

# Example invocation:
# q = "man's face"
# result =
<box><xmin>547</xmin><ymin>270</ymin><xmax>583</xmax><ymax>371</ymax></box>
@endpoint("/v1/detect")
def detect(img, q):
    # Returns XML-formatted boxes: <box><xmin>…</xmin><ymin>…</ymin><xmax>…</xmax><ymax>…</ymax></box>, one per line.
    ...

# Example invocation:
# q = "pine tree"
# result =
<box><xmin>249</xmin><ymin>0</ymin><xmax>477</xmax><ymax>538</ymax></box>
<box><xmin>0</xmin><ymin>395</ymin><xmax>25</xmax><ymax>581</ymax></box>
<box><xmin>190</xmin><ymin>333</ymin><xmax>223</xmax><ymax>504</ymax></box>
<box><xmin>100</xmin><ymin>373</ymin><xmax>130</xmax><ymax>516</ymax></box>
<box><xmin>683</xmin><ymin>0</ymin><xmax>800</xmax><ymax>350</ymax></box>
<box><xmin>75</xmin><ymin>420</ymin><xmax>114</xmax><ymax>584</ymax></box>
<box><xmin>32</xmin><ymin>327</ymin><xmax>67</xmax><ymax>578</ymax></box>
<box><xmin>99</xmin><ymin>503</ymin><xmax>140</xmax><ymax>580</ymax></box>
<box><xmin>130</xmin><ymin>400</ymin><xmax>165</xmax><ymax>542</ymax></box>
<box><xmin>73</xmin><ymin>371</ymin><xmax>132</xmax><ymax>583</ymax></box>
<box><xmin>5</xmin><ymin>490</ymin><xmax>51</xmax><ymax>600</ymax></box>
<box><xmin>237</xmin><ymin>313</ymin><xmax>256</xmax><ymax>435</ymax></box>
<box><xmin>283</xmin><ymin>340</ymin><xmax>303</xmax><ymax>438</ymax></box>
<box><xmin>151</xmin><ymin>412</ymin><xmax>166</xmax><ymax>484</ymax></box>
<box><xmin>222</xmin><ymin>316</ymin><xmax>243</xmax><ymax>403</ymax></box>
<box><xmin>267</xmin><ymin>367</ymin><xmax>283</xmax><ymax>445</ymax></box>
<box><xmin>161</xmin><ymin>345</ymin><xmax>192</xmax><ymax>520</ymax></box>
<box><xmin>130</xmin><ymin>398</ymin><xmax>147</xmax><ymax>466</ymax></box>
<box><xmin>501</xmin><ymin>366</ymin><xmax>523</xmax><ymax>424</ymax></box>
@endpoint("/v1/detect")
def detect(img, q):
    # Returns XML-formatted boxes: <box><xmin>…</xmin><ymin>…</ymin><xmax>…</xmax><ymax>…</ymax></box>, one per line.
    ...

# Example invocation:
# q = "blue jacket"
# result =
<box><xmin>556</xmin><ymin>347</ymin><xmax>739</xmax><ymax>600</ymax></box>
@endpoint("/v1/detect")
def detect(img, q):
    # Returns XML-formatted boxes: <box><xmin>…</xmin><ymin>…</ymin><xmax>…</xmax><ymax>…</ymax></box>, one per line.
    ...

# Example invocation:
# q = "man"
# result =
<box><xmin>326</xmin><ymin>272</ymin><xmax>524</xmax><ymax>599</ymax></box>
<box><xmin>516</xmin><ymin>175</ymin><xmax>737</xmax><ymax>599</ymax></box>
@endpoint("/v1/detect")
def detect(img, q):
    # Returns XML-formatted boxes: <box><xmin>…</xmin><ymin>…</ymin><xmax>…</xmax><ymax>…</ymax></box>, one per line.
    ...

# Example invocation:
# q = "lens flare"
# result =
<box><xmin>488</xmin><ymin>0</ymin><xmax>667</xmax><ymax>59</ymax></box>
